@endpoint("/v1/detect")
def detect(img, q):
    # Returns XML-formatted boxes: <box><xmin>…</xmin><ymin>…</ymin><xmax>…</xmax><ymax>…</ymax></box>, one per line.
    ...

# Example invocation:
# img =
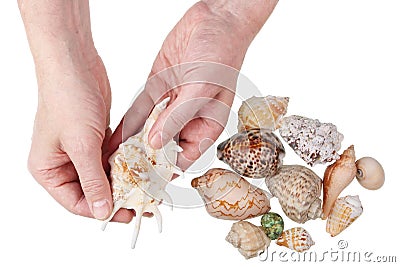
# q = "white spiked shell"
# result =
<box><xmin>276</xmin><ymin>227</ymin><xmax>315</xmax><ymax>252</ymax></box>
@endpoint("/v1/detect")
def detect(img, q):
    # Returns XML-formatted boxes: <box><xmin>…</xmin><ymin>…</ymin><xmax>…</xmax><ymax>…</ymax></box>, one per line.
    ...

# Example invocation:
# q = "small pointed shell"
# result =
<box><xmin>276</xmin><ymin>227</ymin><xmax>315</xmax><ymax>252</ymax></box>
<box><xmin>322</xmin><ymin>145</ymin><xmax>357</xmax><ymax>219</ymax></box>
<box><xmin>226</xmin><ymin>221</ymin><xmax>271</xmax><ymax>259</ymax></box>
<box><xmin>326</xmin><ymin>195</ymin><xmax>363</xmax><ymax>237</ymax></box>
<box><xmin>191</xmin><ymin>168</ymin><xmax>271</xmax><ymax>220</ymax></box>
<box><xmin>237</xmin><ymin>95</ymin><xmax>289</xmax><ymax>132</ymax></box>
<box><xmin>356</xmin><ymin>157</ymin><xmax>385</xmax><ymax>190</ymax></box>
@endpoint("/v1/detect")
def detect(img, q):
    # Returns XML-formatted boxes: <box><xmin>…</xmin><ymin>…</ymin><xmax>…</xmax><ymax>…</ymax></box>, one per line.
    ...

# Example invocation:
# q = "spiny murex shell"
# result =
<box><xmin>102</xmin><ymin>97</ymin><xmax>182</xmax><ymax>248</ymax></box>
<box><xmin>279</xmin><ymin>115</ymin><xmax>344</xmax><ymax>166</ymax></box>
<box><xmin>217</xmin><ymin>129</ymin><xmax>285</xmax><ymax>179</ymax></box>
<box><xmin>266</xmin><ymin>165</ymin><xmax>323</xmax><ymax>223</ymax></box>
<box><xmin>276</xmin><ymin>227</ymin><xmax>315</xmax><ymax>252</ymax></box>
<box><xmin>226</xmin><ymin>221</ymin><xmax>271</xmax><ymax>259</ymax></box>
<box><xmin>237</xmin><ymin>95</ymin><xmax>289</xmax><ymax>132</ymax></box>
<box><xmin>326</xmin><ymin>195</ymin><xmax>363</xmax><ymax>237</ymax></box>
<box><xmin>191</xmin><ymin>168</ymin><xmax>271</xmax><ymax>220</ymax></box>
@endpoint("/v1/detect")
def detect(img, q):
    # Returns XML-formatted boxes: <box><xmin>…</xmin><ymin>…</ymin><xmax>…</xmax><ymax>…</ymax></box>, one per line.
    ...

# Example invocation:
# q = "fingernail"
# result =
<box><xmin>150</xmin><ymin>132</ymin><xmax>162</xmax><ymax>149</ymax></box>
<box><xmin>92</xmin><ymin>199</ymin><xmax>111</xmax><ymax>220</ymax></box>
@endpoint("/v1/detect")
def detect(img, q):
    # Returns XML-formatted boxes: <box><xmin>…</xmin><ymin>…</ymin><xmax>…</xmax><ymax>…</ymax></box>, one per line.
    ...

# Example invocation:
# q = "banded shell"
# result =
<box><xmin>279</xmin><ymin>115</ymin><xmax>344</xmax><ymax>166</ymax></box>
<box><xmin>260</xmin><ymin>212</ymin><xmax>284</xmax><ymax>240</ymax></box>
<box><xmin>322</xmin><ymin>145</ymin><xmax>357</xmax><ymax>219</ymax></box>
<box><xmin>226</xmin><ymin>221</ymin><xmax>271</xmax><ymax>259</ymax></box>
<box><xmin>237</xmin><ymin>95</ymin><xmax>289</xmax><ymax>132</ymax></box>
<box><xmin>326</xmin><ymin>195</ymin><xmax>363</xmax><ymax>237</ymax></box>
<box><xmin>276</xmin><ymin>227</ymin><xmax>315</xmax><ymax>252</ymax></box>
<box><xmin>217</xmin><ymin>129</ymin><xmax>285</xmax><ymax>178</ymax></box>
<box><xmin>102</xmin><ymin>98</ymin><xmax>182</xmax><ymax>248</ymax></box>
<box><xmin>266</xmin><ymin>165</ymin><xmax>323</xmax><ymax>223</ymax></box>
<box><xmin>191</xmin><ymin>168</ymin><xmax>271</xmax><ymax>220</ymax></box>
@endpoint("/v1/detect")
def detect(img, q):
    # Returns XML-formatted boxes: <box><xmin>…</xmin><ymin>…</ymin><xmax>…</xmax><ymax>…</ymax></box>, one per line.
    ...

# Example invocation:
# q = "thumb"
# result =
<box><xmin>64</xmin><ymin>137</ymin><xmax>113</xmax><ymax>220</ymax></box>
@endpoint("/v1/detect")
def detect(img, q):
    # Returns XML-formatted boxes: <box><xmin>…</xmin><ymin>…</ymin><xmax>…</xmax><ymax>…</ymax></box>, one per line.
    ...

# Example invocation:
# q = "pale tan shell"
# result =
<box><xmin>237</xmin><ymin>95</ymin><xmax>289</xmax><ymax>132</ymax></box>
<box><xmin>326</xmin><ymin>195</ymin><xmax>363</xmax><ymax>237</ymax></box>
<box><xmin>356</xmin><ymin>157</ymin><xmax>385</xmax><ymax>190</ymax></box>
<box><xmin>266</xmin><ymin>165</ymin><xmax>323</xmax><ymax>223</ymax></box>
<box><xmin>276</xmin><ymin>227</ymin><xmax>315</xmax><ymax>252</ymax></box>
<box><xmin>102</xmin><ymin>98</ymin><xmax>182</xmax><ymax>248</ymax></box>
<box><xmin>192</xmin><ymin>168</ymin><xmax>271</xmax><ymax>220</ymax></box>
<box><xmin>322</xmin><ymin>145</ymin><xmax>357</xmax><ymax>219</ymax></box>
<box><xmin>226</xmin><ymin>221</ymin><xmax>271</xmax><ymax>259</ymax></box>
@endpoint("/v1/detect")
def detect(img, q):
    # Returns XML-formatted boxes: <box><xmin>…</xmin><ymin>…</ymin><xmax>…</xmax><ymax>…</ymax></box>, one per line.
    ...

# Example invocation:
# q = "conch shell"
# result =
<box><xmin>266</xmin><ymin>165</ymin><xmax>323</xmax><ymax>223</ymax></box>
<box><xmin>326</xmin><ymin>195</ymin><xmax>363</xmax><ymax>237</ymax></box>
<box><xmin>237</xmin><ymin>95</ymin><xmax>289</xmax><ymax>132</ymax></box>
<box><xmin>322</xmin><ymin>145</ymin><xmax>357</xmax><ymax>219</ymax></box>
<box><xmin>217</xmin><ymin>129</ymin><xmax>285</xmax><ymax>179</ymax></box>
<box><xmin>276</xmin><ymin>227</ymin><xmax>315</xmax><ymax>252</ymax></box>
<box><xmin>226</xmin><ymin>221</ymin><xmax>271</xmax><ymax>259</ymax></box>
<box><xmin>191</xmin><ymin>168</ymin><xmax>271</xmax><ymax>220</ymax></box>
<box><xmin>102</xmin><ymin>98</ymin><xmax>182</xmax><ymax>248</ymax></box>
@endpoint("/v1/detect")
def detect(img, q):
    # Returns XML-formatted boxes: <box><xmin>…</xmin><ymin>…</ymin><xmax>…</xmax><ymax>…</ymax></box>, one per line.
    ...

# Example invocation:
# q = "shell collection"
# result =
<box><xmin>276</xmin><ymin>227</ymin><xmax>315</xmax><ymax>252</ymax></box>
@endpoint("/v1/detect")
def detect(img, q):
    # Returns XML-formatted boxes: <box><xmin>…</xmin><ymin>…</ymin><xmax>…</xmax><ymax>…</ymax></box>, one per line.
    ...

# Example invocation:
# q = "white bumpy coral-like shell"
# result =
<box><xmin>192</xmin><ymin>168</ymin><xmax>271</xmax><ymax>220</ymax></box>
<box><xmin>226</xmin><ymin>221</ymin><xmax>271</xmax><ymax>259</ymax></box>
<box><xmin>326</xmin><ymin>195</ymin><xmax>363</xmax><ymax>237</ymax></box>
<box><xmin>237</xmin><ymin>95</ymin><xmax>289</xmax><ymax>132</ymax></box>
<box><xmin>279</xmin><ymin>115</ymin><xmax>344</xmax><ymax>166</ymax></box>
<box><xmin>266</xmin><ymin>165</ymin><xmax>323</xmax><ymax>223</ymax></box>
<box><xmin>276</xmin><ymin>227</ymin><xmax>315</xmax><ymax>252</ymax></box>
<box><xmin>102</xmin><ymin>98</ymin><xmax>182</xmax><ymax>248</ymax></box>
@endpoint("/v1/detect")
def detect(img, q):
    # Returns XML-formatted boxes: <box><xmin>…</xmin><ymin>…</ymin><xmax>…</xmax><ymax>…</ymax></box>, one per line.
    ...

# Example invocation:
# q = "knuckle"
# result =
<box><xmin>80</xmin><ymin>178</ymin><xmax>106</xmax><ymax>197</ymax></box>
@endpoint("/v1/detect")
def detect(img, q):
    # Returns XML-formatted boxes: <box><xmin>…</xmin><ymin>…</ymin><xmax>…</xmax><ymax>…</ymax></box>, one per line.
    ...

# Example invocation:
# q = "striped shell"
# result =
<box><xmin>217</xmin><ymin>129</ymin><xmax>285</xmax><ymax>178</ymax></box>
<box><xmin>226</xmin><ymin>221</ymin><xmax>271</xmax><ymax>259</ymax></box>
<box><xmin>326</xmin><ymin>195</ymin><xmax>363</xmax><ymax>237</ymax></box>
<box><xmin>237</xmin><ymin>95</ymin><xmax>289</xmax><ymax>132</ymax></box>
<box><xmin>276</xmin><ymin>227</ymin><xmax>315</xmax><ymax>252</ymax></box>
<box><xmin>191</xmin><ymin>168</ymin><xmax>271</xmax><ymax>220</ymax></box>
<box><xmin>266</xmin><ymin>165</ymin><xmax>323</xmax><ymax>223</ymax></box>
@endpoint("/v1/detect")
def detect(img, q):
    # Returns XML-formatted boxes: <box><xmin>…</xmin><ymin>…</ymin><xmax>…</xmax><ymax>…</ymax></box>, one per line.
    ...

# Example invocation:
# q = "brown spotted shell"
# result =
<box><xmin>217</xmin><ymin>129</ymin><xmax>285</xmax><ymax>179</ymax></box>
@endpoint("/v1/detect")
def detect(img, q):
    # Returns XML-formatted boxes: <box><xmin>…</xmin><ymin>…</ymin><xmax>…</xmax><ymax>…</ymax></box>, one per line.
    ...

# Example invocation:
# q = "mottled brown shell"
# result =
<box><xmin>217</xmin><ymin>129</ymin><xmax>285</xmax><ymax>178</ymax></box>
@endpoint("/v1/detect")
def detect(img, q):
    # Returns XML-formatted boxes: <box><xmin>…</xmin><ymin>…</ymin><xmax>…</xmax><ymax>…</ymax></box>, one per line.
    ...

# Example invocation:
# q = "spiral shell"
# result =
<box><xmin>217</xmin><ymin>129</ymin><xmax>285</xmax><ymax>178</ymax></box>
<box><xmin>192</xmin><ymin>168</ymin><xmax>270</xmax><ymax>220</ymax></box>
<box><xmin>226</xmin><ymin>221</ymin><xmax>271</xmax><ymax>259</ymax></box>
<box><xmin>326</xmin><ymin>195</ymin><xmax>363</xmax><ymax>237</ymax></box>
<box><xmin>356</xmin><ymin>157</ymin><xmax>385</xmax><ymax>190</ymax></box>
<box><xmin>276</xmin><ymin>227</ymin><xmax>315</xmax><ymax>252</ymax></box>
<box><xmin>266</xmin><ymin>165</ymin><xmax>323</xmax><ymax>223</ymax></box>
<box><xmin>237</xmin><ymin>95</ymin><xmax>289</xmax><ymax>132</ymax></box>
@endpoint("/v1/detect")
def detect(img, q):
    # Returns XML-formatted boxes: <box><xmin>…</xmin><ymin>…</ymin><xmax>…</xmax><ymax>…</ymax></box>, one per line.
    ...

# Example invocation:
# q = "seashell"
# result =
<box><xmin>101</xmin><ymin>97</ymin><xmax>183</xmax><ymax>248</ymax></box>
<box><xmin>356</xmin><ymin>157</ymin><xmax>385</xmax><ymax>190</ymax></box>
<box><xmin>322</xmin><ymin>145</ymin><xmax>357</xmax><ymax>219</ymax></box>
<box><xmin>276</xmin><ymin>227</ymin><xmax>315</xmax><ymax>252</ymax></box>
<box><xmin>191</xmin><ymin>168</ymin><xmax>271</xmax><ymax>220</ymax></box>
<box><xmin>266</xmin><ymin>165</ymin><xmax>323</xmax><ymax>223</ymax></box>
<box><xmin>326</xmin><ymin>195</ymin><xmax>363</xmax><ymax>237</ymax></box>
<box><xmin>237</xmin><ymin>95</ymin><xmax>289</xmax><ymax>132</ymax></box>
<box><xmin>279</xmin><ymin>115</ymin><xmax>344</xmax><ymax>166</ymax></box>
<box><xmin>226</xmin><ymin>221</ymin><xmax>271</xmax><ymax>259</ymax></box>
<box><xmin>260</xmin><ymin>212</ymin><xmax>284</xmax><ymax>240</ymax></box>
<box><xmin>217</xmin><ymin>129</ymin><xmax>285</xmax><ymax>178</ymax></box>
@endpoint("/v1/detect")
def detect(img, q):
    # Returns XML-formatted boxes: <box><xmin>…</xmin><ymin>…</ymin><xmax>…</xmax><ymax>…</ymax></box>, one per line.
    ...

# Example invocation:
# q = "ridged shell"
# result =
<box><xmin>279</xmin><ymin>115</ymin><xmax>344</xmax><ymax>166</ymax></box>
<box><xmin>226</xmin><ymin>221</ymin><xmax>271</xmax><ymax>259</ymax></box>
<box><xmin>237</xmin><ymin>95</ymin><xmax>289</xmax><ymax>132</ymax></box>
<box><xmin>191</xmin><ymin>168</ymin><xmax>271</xmax><ymax>220</ymax></box>
<box><xmin>326</xmin><ymin>195</ymin><xmax>363</xmax><ymax>237</ymax></box>
<box><xmin>322</xmin><ymin>145</ymin><xmax>357</xmax><ymax>219</ymax></box>
<box><xmin>266</xmin><ymin>165</ymin><xmax>323</xmax><ymax>223</ymax></box>
<box><xmin>276</xmin><ymin>227</ymin><xmax>315</xmax><ymax>252</ymax></box>
<box><xmin>217</xmin><ymin>129</ymin><xmax>285</xmax><ymax>178</ymax></box>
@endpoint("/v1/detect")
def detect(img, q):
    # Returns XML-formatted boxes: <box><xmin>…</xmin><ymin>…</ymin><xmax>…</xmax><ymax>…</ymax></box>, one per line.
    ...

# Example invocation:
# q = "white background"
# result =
<box><xmin>1</xmin><ymin>0</ymin><xmax>399</xmax><ymax>266</ymax></box>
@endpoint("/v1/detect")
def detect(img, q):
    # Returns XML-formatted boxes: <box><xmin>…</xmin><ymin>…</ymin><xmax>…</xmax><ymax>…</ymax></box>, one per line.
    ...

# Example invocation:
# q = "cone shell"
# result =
<box><xmin>276</xmin><ymin>227</ymin><xmax>315</xmax><ymax>252</ymax></box>
<box><xmin>226</xmin><ymin>221</ymin><xmax>271</xmax><ymax>259</ymax></box>
<box><xmin>217</xmin><ymin>129</ymin><xmax>285</xmax><ymax>178</ymax></box>
<box><xmin>266</xmin><ymin>165</ymin><xmax>323</xmax><ymax>223</ymax></box>
<box><xmin>237</xmin><ymin>95</ymin><xmax>289</xmax><ymax>132</ymax></box>
<box><xmin>326</xmin><ymin>195</ymin><xmax>363</xmax><ymax>237</ymax></box>
<box><xmin>322</xmin><ymin>145</ymin><xmax>357</xmax><ymax>219</ymax></box>
<box><xmin>191</xmin><ymin>168</ymin><xmax>271</xmax><ymax>220</ymax></box>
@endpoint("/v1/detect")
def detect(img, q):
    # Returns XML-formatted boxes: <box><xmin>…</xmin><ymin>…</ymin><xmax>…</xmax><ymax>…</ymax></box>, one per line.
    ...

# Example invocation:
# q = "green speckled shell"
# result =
<box><xmin>260</xmin><ymin>212</ymin><xmax>284</xmax><ymax>240</ymax></box>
